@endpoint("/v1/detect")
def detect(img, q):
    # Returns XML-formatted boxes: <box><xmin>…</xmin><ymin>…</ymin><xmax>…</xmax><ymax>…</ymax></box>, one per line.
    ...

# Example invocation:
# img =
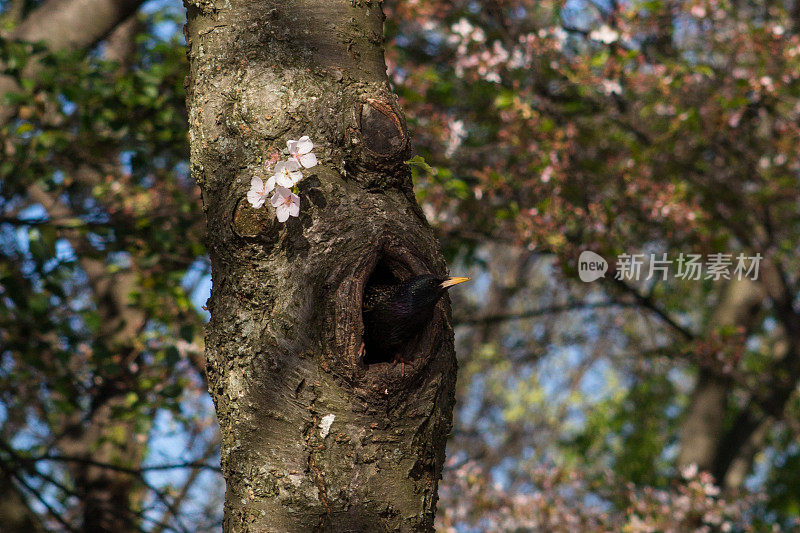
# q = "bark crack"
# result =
<box><xmin>304</xmin><ymin>390</ymin><xmax>332</xmax><ymax>526</ymax></box>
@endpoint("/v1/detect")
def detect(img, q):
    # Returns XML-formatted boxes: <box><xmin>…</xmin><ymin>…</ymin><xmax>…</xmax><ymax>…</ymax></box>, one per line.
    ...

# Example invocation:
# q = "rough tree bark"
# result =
<box><xmin>183</xmin><ymin>1</ymin><xmax>457</xmax><ymax>531</ymax></box>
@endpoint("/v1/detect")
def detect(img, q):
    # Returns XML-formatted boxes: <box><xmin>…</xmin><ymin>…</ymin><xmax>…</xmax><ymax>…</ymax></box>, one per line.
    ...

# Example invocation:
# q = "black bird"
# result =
<box><xmin>361</xmin><ymin>274</ymin><xmax>470</xmax><ymax>373</ymax></box>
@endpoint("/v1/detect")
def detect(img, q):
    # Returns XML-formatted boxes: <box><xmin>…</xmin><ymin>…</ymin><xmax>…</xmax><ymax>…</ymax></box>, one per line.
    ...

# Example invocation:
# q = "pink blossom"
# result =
<box><xmin>247</xmin><ymin>176</ymin><xmax>274</xmax><ymax>208</ymax></box>
<box><xmin>287</xmin><ymin>135</ymin><xmax>318</xmax><ymax>169</ymax></box>
<box><xmin>273</xmin><ymin>160</ymin><xmax>303</xmax><ymax>188</ymax></box>
<box><xmin>270</xmin><ymin>186</ymin><xmax>300</xmax><ymax>222</ymax></box>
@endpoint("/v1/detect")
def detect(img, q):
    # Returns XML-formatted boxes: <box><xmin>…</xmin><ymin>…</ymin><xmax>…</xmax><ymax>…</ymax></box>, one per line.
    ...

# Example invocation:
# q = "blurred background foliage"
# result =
<box><xmin>2</xmin><ymin>0</ymin><xmax>800</xmax><ymax>530</ymax></box>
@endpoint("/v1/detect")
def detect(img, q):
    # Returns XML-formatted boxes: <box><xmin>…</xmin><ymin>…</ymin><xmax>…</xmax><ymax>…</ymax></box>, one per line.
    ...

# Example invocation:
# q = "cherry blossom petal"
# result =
<box><xmin>275</xmin><ymin>172</ymin><xmax>294</xmax><ymax>188</ymax></box>
<box><xmin>288</xmin><ymin>193</ymin><xmax>300</xmax><ymax>217</ymax></box>
<box><xmin>299</xmin><ymin>152</ymin><xmax>317</xmax><ymax>168</ymax></box>
<box><xmin>270</xmin><ymin>186</ymin><xmax>290</xmax><ymax>208</ymax></box>
<box><xmin>295</xmin><ymin>136</ymin><xmax>313</xmax><ymax>154</ymax></box>
<box><xmin>247</xmin><ymin>177</ymin><xmax>267</xmax><ymax>208</ymax></box>
<box><xmin>276</xmin><ymin>204</ymin><xmax>291</xmax><ymax>222</ymax></box>
<box><xmin>274</xmin><ymin>161</ymin><xmax>303</xmax><ymax>187</ymax></box>
<box><xmin>288</xmin><ymin>169</ymin><xmax>304</xmax><ymax>184</ymax></box>
<box><xmin>270</xmin><ymin>186</ymin><xmax>300</xmax><ymax>223</ymax></box>
<box><xmin>247</xmin><ymin>189</ymin><xmax>265</xmax><ymax>208</ymax></box>
<box><xmin>288</xmin><ymin>137</ymin><xmax>317</xmax><ymax>168</ymax></box>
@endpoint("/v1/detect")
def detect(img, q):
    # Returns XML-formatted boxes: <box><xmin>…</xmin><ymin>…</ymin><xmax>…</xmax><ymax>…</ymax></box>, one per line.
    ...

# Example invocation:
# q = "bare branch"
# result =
<box><xmin>453</xmin><ymin>300</ymin><xmax>635</xmax><ymax>326</ymax></box>
<box><xmin>610</xmin><ymin>278</ymin><xmax>697</xmax><ymax>340</ymax></box>
<box><xmin>29</xmin><ymin>454</ymin><xmax>221</xmax><ymax>475</ymax></box>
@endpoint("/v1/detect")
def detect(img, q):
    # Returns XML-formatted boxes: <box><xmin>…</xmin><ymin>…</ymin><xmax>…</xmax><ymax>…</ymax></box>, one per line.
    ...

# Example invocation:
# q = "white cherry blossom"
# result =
<box><xmin>271</xmin><ymin>186</ymin><xmax>300</xmax><ymax>222</ymax></box>
<box><xmin>246</xmin><ymin>176</ymin><xmax>274</xmax><ymax>208</ymax></box>
<box><xmin>273</xmin><ymin>160</ymin><xmax>303</xmax><ymax>188</ymax></box>
<box><xmin>451</xmin><ymin>18</ymin><xmax>474</xmax><ymax>39</ymax></box>
<box><xmin>589</xmin><ymin>24</ymin><xmax>619</xmax><ymax>44</ymax></box>
<box><xmin>600</xmin><ymin>79</ymin><xmax>622</xmax><ymax>95</ymax></box>
<box><xmin>450</xmin><ymin>18</ymin><xmax>485</xmax><ymax>43</ymax></box>
<box><xmin>680</xmin><ymin>463</ymin><xmax>698</xmax><ymax>480</ymax></box>
<box><xmin>287</xmin><ymin>135</ymin><xmax>317</xmax><ymax>169</ymax></box>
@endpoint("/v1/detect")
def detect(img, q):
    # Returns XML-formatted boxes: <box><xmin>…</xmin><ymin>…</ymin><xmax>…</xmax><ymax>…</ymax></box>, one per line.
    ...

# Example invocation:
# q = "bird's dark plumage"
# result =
<box><xmin>361</xmin><ymin>274</ymin><xmax>469</xmax><ymax>369</ymax></box>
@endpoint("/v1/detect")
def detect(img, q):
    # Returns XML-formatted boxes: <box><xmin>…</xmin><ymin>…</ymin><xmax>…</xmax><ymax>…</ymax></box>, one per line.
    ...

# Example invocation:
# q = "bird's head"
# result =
<box><xmin>403</xmin><ymin>274</ymin><xmax>470</xmax><ymax>312</ymax></box>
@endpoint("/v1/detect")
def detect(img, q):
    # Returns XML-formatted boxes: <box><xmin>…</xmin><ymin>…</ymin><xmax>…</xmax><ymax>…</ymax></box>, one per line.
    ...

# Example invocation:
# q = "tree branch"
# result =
<box><xmin>610</xmin><ymin>277</ymin><xmax>697</xmax><ymax>340</ymax></box>
<box><xmin>453</xmin><ymin>300</ymin><xmax>636</xmax><ymax>326</ymax></box>
<box><xmin>0</xmin><ymin>0</ymin><xmax>145</xmax><ymax>126</ymax></box>
<box><xmin>28</xmin><ymin>454</ymin><xmax>221</xmax><ymax>475</ymax></box>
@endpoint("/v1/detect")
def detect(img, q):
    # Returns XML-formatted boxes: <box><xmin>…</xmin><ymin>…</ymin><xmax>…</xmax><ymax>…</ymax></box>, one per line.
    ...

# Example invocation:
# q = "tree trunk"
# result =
<box><xmin>183</xmin><ymin>2</ymin><xmax>458</xmax><ymax>531</ymax></box>
<box><xmin>676</xmin><ymin>279</ymin><xmax>763</xmax><ymax>474</ymax></box>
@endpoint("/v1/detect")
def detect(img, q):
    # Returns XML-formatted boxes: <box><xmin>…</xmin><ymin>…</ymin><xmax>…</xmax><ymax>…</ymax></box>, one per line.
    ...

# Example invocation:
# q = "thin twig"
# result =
<box><xmin>453</xmin><ymin>300</ymin><xmax>635</xmax><ymax>326</ymax></box>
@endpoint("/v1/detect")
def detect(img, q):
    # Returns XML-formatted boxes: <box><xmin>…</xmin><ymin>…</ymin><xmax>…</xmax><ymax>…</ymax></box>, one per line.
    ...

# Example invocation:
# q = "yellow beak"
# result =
<box><xmin>440</xmin><ymin>276</ymin><xmax>470</xmax><ymax>289</ymax></box>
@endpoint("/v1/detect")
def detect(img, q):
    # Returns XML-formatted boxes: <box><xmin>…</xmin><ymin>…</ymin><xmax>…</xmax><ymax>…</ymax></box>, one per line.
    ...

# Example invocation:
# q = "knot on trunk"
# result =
<box><xmin>342</xmin><ymin>94</ymin><xmax>413</xmax><ymax>189</ymax></box>
<box><xmin>345</xmin><ymin>94</ymin><xmax>411</xmax><ymax>183</ymax></box>
<box><xmin>358</xmin><ymin>98</ymin><xmax>407</xmax><ymax>158</ymax></box>
<box><xmin>232</xmin><ymin>196</ymin><xmax>280</xmax><ymax>239</ymax></box>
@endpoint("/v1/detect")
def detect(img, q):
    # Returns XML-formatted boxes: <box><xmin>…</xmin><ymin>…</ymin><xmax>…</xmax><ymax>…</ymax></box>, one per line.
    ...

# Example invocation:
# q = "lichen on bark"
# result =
<box><xmin>183</xmin><ymin>1</ymin><xmax>458</xmax><ymax>531</ymax></box>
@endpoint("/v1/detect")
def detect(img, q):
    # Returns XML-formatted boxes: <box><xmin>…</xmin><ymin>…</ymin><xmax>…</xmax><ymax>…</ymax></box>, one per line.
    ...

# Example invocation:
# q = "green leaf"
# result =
<box><xmin>405</xmin><ymin>155</ymin><xmax>436</xmax><ymax>175</ymax></box>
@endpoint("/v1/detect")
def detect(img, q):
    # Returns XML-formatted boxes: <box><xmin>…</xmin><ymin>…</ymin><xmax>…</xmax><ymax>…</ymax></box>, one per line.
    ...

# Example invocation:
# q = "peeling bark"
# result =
<box><xmin>183</xmin><ymin>1</ymin><xmax>457</xmax><ymax>531</ymax></box>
